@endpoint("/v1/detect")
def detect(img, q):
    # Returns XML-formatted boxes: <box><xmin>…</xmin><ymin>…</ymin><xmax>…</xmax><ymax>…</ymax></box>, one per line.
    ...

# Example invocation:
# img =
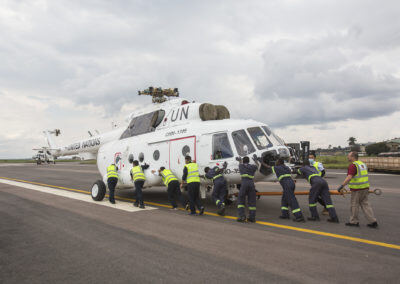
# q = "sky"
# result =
<box><xmin>1</xmin><ymin>0</ymin><xmax>400</xmax><ymax>158</ymax></box>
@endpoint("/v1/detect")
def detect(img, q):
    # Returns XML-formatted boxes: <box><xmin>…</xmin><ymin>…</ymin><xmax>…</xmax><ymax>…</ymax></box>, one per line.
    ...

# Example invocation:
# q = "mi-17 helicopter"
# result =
<box><xmin>44</xmin><ymin>87</ymin><xmax>291</xmax><ymax>201</ymax></box>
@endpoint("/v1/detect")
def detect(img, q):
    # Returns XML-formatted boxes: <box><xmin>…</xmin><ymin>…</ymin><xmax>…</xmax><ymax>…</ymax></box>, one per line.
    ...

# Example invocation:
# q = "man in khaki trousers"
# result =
<box><xmin>337</xmin><ymin>151</ymin><xmax>378</xmax><ymax>228</ymax></box>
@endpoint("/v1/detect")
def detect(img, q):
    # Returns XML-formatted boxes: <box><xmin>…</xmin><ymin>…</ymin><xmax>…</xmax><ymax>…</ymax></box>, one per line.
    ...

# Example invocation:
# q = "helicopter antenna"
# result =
<box><xmin>138</xmin><ymin>86</ymin><xmax>179</xmax><ymax>103</ymax></box>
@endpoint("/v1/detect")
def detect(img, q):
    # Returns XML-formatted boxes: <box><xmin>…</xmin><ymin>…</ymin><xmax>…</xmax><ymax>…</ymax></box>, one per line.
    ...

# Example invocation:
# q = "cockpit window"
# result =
<box><xmin>231</xmin><ymin>130</ymin><xmax>256</xmax><ymax>156</ymax></box>
<box><xmin>262</xmin><ymin>125</ymin><xmax>272</xmax><ymax>136</ymax></box>
<box><xmin>262</xmin><ymin>126</ymin><xmax>284</xmax><ymax>146</ymax></box>
<box><xmin>247</xmin><ymin>127</ymin><xmax>272</xmax><ymax>150</ymax></box>
<box><xmin>212</xmin><ymin>133</ymin><xmax>234</xmax><ymax>160</ymax></box>
<box><xmin>153</xmin><ymin>110</ymin><xmax>165</xmax><ymax>128</ymax></box>
<box><xmin>120</xmin><ymin>110</ymin><xmax>164</xmax><ymax>140</ymax></box>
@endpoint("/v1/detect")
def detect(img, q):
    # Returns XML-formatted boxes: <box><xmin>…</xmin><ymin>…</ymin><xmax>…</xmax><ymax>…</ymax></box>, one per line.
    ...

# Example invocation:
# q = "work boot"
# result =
<box><xmin>327</xmin><ymin>217</ymin><xmax>339</xmax><ymax>223</ymax></box>
<box><xmin>237</xmin><ymin>216</ymin><xmax>246</xmax><ymax>222</ymax></box>
<box><xmin>199</xmin><ymin>207</ymin><xmax>205</xmax><ymax>216</ymax></box>
<box><xmin>109</xmin><ymin>199</ymin><xmax>116</xmax><ymax>204</ymax></box>
<box><xmin>247</xmin><ymin>217</ymin><xmax>256</xmax><ymax>223</ymax></box>
<box><xmin>293</xmin><ymin>217</ymin><xmax>305</xmax><ymax>222</ymax></box>
<box><xmin>321</xmin><ymin>208</ymin><xmax>329</xmax><ymax>216</ymax></box>
<box><xmin>345</xmin><ymin>222</ymin><xmax>359</xmax><ymax>227</ymax></box>
<box><xmin>139</xmin><ymin>204</ymin><xmax>145</xmax><ymax>209</ymax></box>
<box><xmin>134</xmin><ymin>202</ymin><xmax>139</xmax><ymax>207</ymax></box>
<box><xmin>279</xmin><ymin>215</ymin><xmax>290</xmax><ymax>219</ymax></box>
<box><xmin>307</xmin><ymin>216</ymin><xmax>320</xmax><ymax>221</ymax></box>
<box><xmin>217</xmin><ymin>206</ymin><xmax>225</xmax><ymax>216</ymax></box>
<box><xmin>367</xmin><ymin>222</ymin><xmax>378</xmax><ymax>228</ymax></box>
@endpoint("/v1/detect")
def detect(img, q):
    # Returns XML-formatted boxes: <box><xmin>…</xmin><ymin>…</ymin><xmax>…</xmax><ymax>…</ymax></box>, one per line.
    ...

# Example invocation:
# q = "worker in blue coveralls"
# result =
<box><xmin>205</xmin><ymin>161</ymin><xmax>228</xmax><ymax>216</ymax></box>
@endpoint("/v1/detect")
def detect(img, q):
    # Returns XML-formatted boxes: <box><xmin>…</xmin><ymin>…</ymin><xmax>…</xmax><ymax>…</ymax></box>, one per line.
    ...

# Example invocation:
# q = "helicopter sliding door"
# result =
<box><xmin>169</xmin><ymin>136</ymin><xmax>196</xmax><ymax>179</ymax></box>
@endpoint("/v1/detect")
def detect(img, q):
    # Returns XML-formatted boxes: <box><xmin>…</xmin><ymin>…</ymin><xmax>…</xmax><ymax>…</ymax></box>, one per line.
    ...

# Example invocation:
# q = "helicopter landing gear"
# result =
<box><xmin>91</xmin><ymin>180</ymin><xmax>106</xmax><ymax>201</ymax></box>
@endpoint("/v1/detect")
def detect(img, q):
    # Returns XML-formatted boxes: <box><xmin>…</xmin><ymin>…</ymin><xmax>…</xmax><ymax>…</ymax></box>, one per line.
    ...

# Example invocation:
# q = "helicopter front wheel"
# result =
<box><xmin>91</xmin><ymin>180</ymin><xmax>106</xmax><ymax>201</ymax></box>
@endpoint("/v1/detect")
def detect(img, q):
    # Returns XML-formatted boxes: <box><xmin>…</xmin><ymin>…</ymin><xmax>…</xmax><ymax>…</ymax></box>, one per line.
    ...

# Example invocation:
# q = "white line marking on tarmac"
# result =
<box><xmin>0</xmin><ymin>179</ymin><xmax>157</xmax><ymax>213</ymax></box>
<box><xmin>30</xmin><ymin>167</ymin><xmax>99</xmax><ymax>174</ymax></box>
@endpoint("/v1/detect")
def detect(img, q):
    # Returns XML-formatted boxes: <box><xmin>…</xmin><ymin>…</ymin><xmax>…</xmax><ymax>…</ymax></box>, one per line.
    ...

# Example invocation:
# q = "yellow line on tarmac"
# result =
<box><xmin>1</xmin><ymin>176</ymin><xmax>400</xmax><ymax>251</ymax></box>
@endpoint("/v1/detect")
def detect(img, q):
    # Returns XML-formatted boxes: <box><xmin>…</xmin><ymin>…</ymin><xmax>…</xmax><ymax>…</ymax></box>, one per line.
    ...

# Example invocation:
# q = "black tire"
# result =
<box><xmin>91</xmin><ymin>180</ymin><xmax>106</xmax><ymax>201</ymax></box>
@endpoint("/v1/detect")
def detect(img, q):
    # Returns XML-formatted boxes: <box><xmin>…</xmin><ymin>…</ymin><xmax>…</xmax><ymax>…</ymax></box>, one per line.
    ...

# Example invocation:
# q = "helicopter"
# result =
<box><xmin>43</xmin><ymin>87</ymin><xmax>291</xmax><ymax>201</ymax></box>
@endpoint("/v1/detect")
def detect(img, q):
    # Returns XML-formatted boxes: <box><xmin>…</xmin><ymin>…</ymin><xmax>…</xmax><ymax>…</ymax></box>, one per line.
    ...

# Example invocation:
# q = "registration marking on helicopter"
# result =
<box><xmin>0</xmin><ymin>177</ymin><xmax>157</xmax><ymax>212</ymax></box>
<box><xmin>1</xmin><ymin>177</ymin><xmax>400</xmax><ymax>251</ymax></box>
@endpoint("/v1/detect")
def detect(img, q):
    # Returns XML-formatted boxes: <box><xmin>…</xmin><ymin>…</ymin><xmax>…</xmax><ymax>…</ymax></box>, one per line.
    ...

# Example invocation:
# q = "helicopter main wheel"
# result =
<box><xmin>91</xmin><ymin>180</ymin><xmax>106</xmax><ymax>201</ymax></box>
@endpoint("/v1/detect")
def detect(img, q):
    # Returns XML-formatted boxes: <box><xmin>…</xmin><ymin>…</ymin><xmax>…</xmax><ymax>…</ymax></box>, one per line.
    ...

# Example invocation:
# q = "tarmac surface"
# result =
<box><xmin>1</xmin><ymin>163</ymin><xmax>400</xmax><ymax>283</ymax></box>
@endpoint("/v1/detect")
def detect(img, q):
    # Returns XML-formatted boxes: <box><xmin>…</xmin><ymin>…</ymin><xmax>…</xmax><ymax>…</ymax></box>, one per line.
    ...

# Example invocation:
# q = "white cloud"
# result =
<box><xmin>1</xmin><ymin>0</ymin><xmax>400</xmax><ymax>158</ymax></box>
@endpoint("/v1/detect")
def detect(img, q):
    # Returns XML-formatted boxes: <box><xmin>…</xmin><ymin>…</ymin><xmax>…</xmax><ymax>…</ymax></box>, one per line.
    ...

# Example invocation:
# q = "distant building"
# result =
<box><xmin>385</xmin><ymin>138</ymin><xmax>400</xmax><ymax>152</ymax></box>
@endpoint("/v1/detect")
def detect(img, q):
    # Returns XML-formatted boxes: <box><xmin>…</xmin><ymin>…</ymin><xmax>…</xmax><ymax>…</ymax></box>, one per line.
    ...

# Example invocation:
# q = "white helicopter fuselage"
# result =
<box><xmin>96</xmin><ymin>100</ymin><xmax>289</xmax><ymax>189</ymax></box>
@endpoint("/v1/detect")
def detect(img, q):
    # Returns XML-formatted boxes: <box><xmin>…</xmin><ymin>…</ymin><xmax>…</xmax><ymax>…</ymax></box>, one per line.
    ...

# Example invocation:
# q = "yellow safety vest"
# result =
<box><xmin>131</xmin><ymin>166</ymin><xmax>146</xmax><ymax>182</ymax></box>
<box><xmin>185</xmin><ymin>163</ymin><xmax>200</xmax><ymax>183</ymax></box>
<box><xmin>161</xmin><ymin>169</ymin><xmax>178</xmax><ymax>186</ymax></box>
<box><xmin>349</xmin><ymin>161</ymin><xmax>369</xmax><ymax>189</ymax></box>
<box><xmin>313</xmin><ymin>162</ymin><xmax>322</xmax><ymax>176</ymax></box>
<box><xmin>107</xmin><ymin>164</ymin><xmax>118</xmax><ymax>179</ymax></box>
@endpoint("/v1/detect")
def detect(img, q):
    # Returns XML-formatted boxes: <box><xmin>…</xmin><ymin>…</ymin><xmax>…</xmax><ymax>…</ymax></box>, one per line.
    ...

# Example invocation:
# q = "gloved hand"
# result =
<box><xmin>337</xmin><ymin>185</ymin><xmax>344</xmax><ymax>193</ymax></box>
<box><xmin>222</xmin><ymin>161</ymin><xmax>228</xmax><ymax>168</ymax></box>
<box><xmin>252</xmin><ymin>154</ymin><xmax>258</xmax><ymax>161</ymax></box>
<box><xmin>235</xmin><ymin>157</ymin><xmax>241</xmax><ymax>162</ymax></box>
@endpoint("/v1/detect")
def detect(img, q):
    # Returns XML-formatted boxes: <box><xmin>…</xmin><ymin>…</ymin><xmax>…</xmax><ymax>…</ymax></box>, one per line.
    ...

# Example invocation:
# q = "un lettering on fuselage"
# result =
<box><xmin>170</xmin><ymin>106</ymin><xmax>189</xmax><ymax>122</ymax></box>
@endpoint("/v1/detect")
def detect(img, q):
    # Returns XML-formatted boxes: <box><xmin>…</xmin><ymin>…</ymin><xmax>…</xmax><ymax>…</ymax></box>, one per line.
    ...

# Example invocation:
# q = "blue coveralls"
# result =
<box><xmin>298</xmin><ymin>166</ymin><xmax>337</xmax><ymax>219</ymax></box>
<box><xmin>272</xmin><ymin>165</ymin><xmax>303</xmax><ymax>219</ymax></box>
<box><xmin>206</xmin><ymin>167</ymin><xmax>227</xmax><ymax>209</ymax></box>
<box><xmin>238</xmin><ymin>163</ymin><xmax>258</xmax><ymax>220</ymax></box>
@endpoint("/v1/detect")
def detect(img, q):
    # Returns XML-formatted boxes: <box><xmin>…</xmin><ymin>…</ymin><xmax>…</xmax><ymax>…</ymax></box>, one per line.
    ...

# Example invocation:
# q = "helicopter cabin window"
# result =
<box><xmin>212</xmin><ymin>133</ymin><xmax>233</xmax><ymax>160</ymax></box>
<box><xmin>247</xmin><ymin>127</ymin><xmax>272</xmax><ymax>150</ymax></box>
<box><xmin>153</xmin><ymin>150</ymin><xmax>160</xmax><ymax>161</ymax></box>
<box><xmin>182</xmin><ymin>145</ymin><xmax>191</xmax><ymax>157</ymax></box>
<box><xmin>231</xmin><ymin>130</ymin><xmax>256</xmax><ymax>156</ymax></box>
<box><xmin>139</xmin><ymin>152</ymin><xmax>144</xmax><ymax>162</ymax></box>
<box><xmin>120</xmin><ymin>110</ymin><xmax>165</xmax><ymax>140</ymax></box>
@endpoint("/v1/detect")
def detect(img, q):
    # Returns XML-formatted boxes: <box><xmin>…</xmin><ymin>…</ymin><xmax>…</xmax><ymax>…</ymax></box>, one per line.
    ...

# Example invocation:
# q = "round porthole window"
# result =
<box><xmin>139</xmin><ymin>152</ymin><xmax>144</xmax><ymax>162</ymax></box>
<box><xmin>128</xmin><ymin>154</ymin><xmax>134</xmax><ymax>164</ymax></box>
<box><xmin>182</xmin><ymin>145</ymin><xmax>190</xmax><ymax>157</ymax></box>
<box><xmin>153</xmin><ymin>150</ymin><xmax>160</xmax><ymax>161</ymax></box>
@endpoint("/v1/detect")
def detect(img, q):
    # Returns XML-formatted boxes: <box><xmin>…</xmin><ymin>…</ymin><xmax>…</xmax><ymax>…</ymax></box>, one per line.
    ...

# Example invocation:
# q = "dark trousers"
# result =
<box><xmin>212</xmin><ymin>178</ymin><xmax>227</xmax><ymax>209</ymax></box>
<box><xmin>187</xmin><ymin>182</ymin><xmax>203</xmax><ymax>213</ymax></box>
<box><xmin>309</xmin><ymin>178</ymin><xmax>337</xmax><ymax>219</ymax></box>
<box><xmin>237</xmin><ymin>179</ymin><xmax>256</xmax><ymax>219</ymax></box>
<box><xmin>134</xmin><ymin>180</ymin><xmax>145</xmax><ymax>205</ymax></box>
<box><xmin>280</xmin><ymin>180</ymin><xmax>303</xmax><ymax>219</ymax></box>
<box><xmin>317</xmin><ymin>197</ymin><xmax>326</xmax><ymax>208</ymax></box>
<box><xmin>167</xmin><ymin>180</ymin><xmax>186</xmax><ymax>208</ymax></box>
<box><xmin>107</xmin><ymin>177</ymin><xmax>118</xmax><ymax>202</ymax></box>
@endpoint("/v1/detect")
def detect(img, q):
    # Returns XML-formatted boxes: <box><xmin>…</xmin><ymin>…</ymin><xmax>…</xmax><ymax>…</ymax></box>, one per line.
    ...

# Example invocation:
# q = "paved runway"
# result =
<box><xmin>1</xmin><ymin>163</ymin><xmax>399</xmax><ymax>283</ymax></box>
